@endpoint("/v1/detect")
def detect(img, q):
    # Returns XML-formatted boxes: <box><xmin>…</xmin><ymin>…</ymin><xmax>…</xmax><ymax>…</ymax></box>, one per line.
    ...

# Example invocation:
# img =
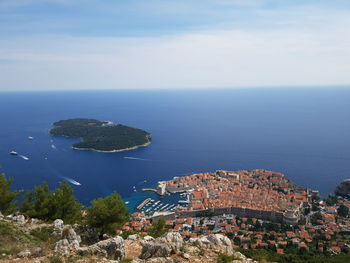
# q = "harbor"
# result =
<box><xmin>124</xmin><ymin>184</ymin><xmax>192</xmax><ymax>216</ymax></box>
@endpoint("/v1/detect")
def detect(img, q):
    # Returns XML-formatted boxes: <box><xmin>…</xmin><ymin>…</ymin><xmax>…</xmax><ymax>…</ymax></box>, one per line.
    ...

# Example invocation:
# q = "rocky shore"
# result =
<box><xmin>72</xmin><ymin>141</ymin><xmax>151</xmax><ymax>153</ymax></box>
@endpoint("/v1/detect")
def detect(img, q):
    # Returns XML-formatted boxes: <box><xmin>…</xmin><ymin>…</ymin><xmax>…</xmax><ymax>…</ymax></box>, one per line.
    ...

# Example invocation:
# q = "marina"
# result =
<box><xmin>131</xmin><ymin>187</ymin><xmax>192</xmax><ymax>216</ymax></box>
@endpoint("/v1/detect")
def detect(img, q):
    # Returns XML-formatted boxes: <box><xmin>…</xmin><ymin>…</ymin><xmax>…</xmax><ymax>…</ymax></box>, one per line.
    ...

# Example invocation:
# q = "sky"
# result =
<box><xmin>0</xmin><ymin>0</ymin><xmax>350</xmax><ymax>91</ymax></box>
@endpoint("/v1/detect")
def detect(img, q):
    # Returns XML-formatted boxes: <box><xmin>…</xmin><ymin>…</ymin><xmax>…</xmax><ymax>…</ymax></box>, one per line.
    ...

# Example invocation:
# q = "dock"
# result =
<box><xmin>136</xmin><ymin>198</ymin><xmax>152</xmax><ymax>210</ymax></box>
<box><xmin>141</xmin><ymin>188</ymin><xmax>157</xmax><ymax>193</ymax></box>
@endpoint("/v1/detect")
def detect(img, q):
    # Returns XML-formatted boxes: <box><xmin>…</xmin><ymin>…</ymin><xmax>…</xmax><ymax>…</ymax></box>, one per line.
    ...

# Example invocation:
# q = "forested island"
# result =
<box><xmin>49</xmin><ymin>118</ymin><xmax>151</xmax><ymax>152</ymax></box>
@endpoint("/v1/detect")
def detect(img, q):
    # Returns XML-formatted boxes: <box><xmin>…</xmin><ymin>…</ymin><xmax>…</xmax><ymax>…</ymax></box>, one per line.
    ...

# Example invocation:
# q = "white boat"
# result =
<box><xmin>28</xmin><ymin>136</ymin><xmax>34</xmax><ymax>140</ymax></box>
<box><xmin>62</xmin><ymin>177</ymin><xmax>81</xmax><ymax>186</ymax></box>
<box><xmin>10</xmin><ymin>151</ymin><xmax>18</xmax><ymax>155</ymax></box>
<box><xmin>20</xmin><ymin>155</ymin><xmax>29</xmax><ymax>161</ymax></box>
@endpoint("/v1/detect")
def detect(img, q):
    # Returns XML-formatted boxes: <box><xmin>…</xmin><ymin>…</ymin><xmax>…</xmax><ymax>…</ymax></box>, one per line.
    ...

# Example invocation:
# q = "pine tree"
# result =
<box><xmin>51</xmin><ymin>181</ymin><xmax>83</xmax><ymax>223</ymax></box>
<box><xmin>87</xmin><ymin>192</ymin><xmax>128</xmax><ymax>235</ymax></box>
<box><xmin>0</xmin><ymin>173</ymin><xmax>20</xmax><ymax>215</ymax></box>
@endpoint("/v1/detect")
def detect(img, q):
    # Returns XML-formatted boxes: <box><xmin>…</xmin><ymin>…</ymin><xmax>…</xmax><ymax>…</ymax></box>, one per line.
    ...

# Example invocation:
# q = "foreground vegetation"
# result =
<box><xmin>0</xmin><ymin>173</ymin><xmax>128</xmax><ymax>235</ymax></box>
<box><xmin>0</xmin><ymin>220</ymin><xmax>58</xmax><ymax>259</ymax></box>
<box><xmin>49</xmin><ymin>118</ymin><xmax>151</xmax><ymax>152</ymax></box>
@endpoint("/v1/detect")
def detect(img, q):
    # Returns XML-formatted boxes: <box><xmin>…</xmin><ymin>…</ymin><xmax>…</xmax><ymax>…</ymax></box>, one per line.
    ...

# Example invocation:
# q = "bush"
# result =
<box><xmin>30</xmin><ymin>227</ymin><xmax>54</xmax><ymax>242</ymax></box>
<box><xmin>148</xmin><ymin>217</ymin><xmax>166</xmax><ymax>238</ymax></box>
<box><xmin>217</xmin><ymin>253</ymin><xmax>239</xmax><ymax>263</ymax></box>
<box><xmin>87</xmin><ymin>192</ymin><xmax>128</xmax><ymax>235</ymax></box>
<box><xmin>50</xmin><ymin>254</ymin><xmax>64</xmax><ymax>263</ymax></box>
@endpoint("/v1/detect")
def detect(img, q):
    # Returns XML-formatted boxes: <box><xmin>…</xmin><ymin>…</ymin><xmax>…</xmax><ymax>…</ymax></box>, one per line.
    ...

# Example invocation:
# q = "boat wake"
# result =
<box><xmin>124</xmin><ymin>157</ymin><xmax>149</xmax><ymax>161</ymax></box>
<box><xmin>62</xmin><ymin>177</ymin><xmax>81</xmax><ymax>186</ymax></box>
<box><xmin>19</xmin><ymin>155</ymin><xmax>29</xmax><ymax>161</ymax></box>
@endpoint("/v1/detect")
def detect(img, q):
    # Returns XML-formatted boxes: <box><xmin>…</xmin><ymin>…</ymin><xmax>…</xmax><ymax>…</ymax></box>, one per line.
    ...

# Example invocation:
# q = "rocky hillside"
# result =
<box><xmin>0</xmin><ymin>214</ymin><xmax>260</xmax><ymax>263</ymax></box>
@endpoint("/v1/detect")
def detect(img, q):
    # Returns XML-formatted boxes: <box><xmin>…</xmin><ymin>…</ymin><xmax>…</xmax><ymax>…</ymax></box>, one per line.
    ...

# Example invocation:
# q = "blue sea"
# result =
<box><xmin>0</xmin><ymin>88</ymin><xmax>349</xmax><ymax>210</ymax></box>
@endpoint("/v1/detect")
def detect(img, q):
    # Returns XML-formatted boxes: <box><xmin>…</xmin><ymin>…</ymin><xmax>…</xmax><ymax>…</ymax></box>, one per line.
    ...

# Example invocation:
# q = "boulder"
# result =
<box><xmin>54</xmin><ymin>239</ymin><xmax>70</xmax><ymax>255</ymax></box>
<box><xmin>143</xmin><ymin>235</ymin><xmax>155</xmax><ymax>241</ymax></box>
<box><xmin>31</xmin><ymin>247</ymin><xmax>43</xmax><ymax>257</ymax></box>
<box><xmin>70</xmin><ymin>239</ymin><xmax>80</xmax><ymax>250</ymax></box>
<box><xmin>6</xmin><ymin>214</ymin><xmax>13</xmax><ymax>219</ymax></box>
<box><xmin>127</xmin><ymin>234</ymin><xmax>140</xmax><ymax>240</ymax></box>
<box><xmin>65</xmin><ymin>227</ymin><xmax>82</xmax><ymax>244</ymax></box>
<box><xmin>54</xmin><ymin>226</ymin><xmax>82</xmax><ymax>255</ymax></box>
<box><xmin>78</xmin><ymin>236</ymin><xmax>125</xmax><ymax>260</ymax></box>
<box><xmin>17</xmin><ymin>249</ymin><xmax>31</xmax><ymax>258</ymax></box>
<box><xmin>141</xmin><ymin>232</ymin><xmax>183</xmax><ymax>259</ymax></box>
<box><xmin>53</xmin><ymin>219</ymin><xmax>64</xmax><ymax>236</ymax></box>
<box><xmin>141</xmin><ymin>242</ymin><xmax>172</xmax><ymax>259</ymax></box>
<box><xmin>77</xmin><ymin>246</ymin><xmax>107</xmax><ymax>258</ymax></box>
<box><xmin>13</xmin><ymin>215</ymin><xmax>26</xmax><ymax>225</ymax></box>
<box><xmin>162</xmin><ymin>232</ymin><xmax>183</xmax><ymax>252</ymax></box>
<box><xmin>195</xmin><ymin>234</ymin><xmax>233</xmax><ymax>255</ymax></box>
<box><xmin>73</xmin><ymin>224</ymin><xmax>100</xmax><ymax>245</ymax></box>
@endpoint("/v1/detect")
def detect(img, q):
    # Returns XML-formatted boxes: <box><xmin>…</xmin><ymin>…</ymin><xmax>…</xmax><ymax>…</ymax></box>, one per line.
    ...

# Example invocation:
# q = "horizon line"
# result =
<box><xmin>1</xmin><ymin>84</ymin><xmax>350</xmax><ymax>93</ymax></box>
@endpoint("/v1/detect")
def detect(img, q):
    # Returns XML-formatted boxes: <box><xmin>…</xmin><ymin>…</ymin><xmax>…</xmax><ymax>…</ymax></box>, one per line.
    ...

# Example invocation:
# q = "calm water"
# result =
<box><xmin>0</xmin><ymin>88</ymin><xmax>349</xmax><ymax>209</ymax></box>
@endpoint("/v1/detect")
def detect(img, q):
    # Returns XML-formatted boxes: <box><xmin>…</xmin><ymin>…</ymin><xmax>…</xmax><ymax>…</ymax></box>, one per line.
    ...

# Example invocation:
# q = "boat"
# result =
<box><xmin>28</xmin><ymin>136</ymin><xmax>34</xmax><ymax>140</ymax></box>
<box><xmin>10</xmin><ymin>151</ymin><xmax>18</xmax><ymax>155</ymax></box>
<box><xmin>62</xmin><ymin>177</ymin><xmax>81</xmax><ymax>186</ymax></box>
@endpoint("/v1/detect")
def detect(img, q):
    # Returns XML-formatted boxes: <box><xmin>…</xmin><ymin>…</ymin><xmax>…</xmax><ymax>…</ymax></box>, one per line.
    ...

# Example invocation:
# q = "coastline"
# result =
<box><xmin>72</xmin><ymin>141</ymin><xmax>151</xmax><ymax>153</ymax></box>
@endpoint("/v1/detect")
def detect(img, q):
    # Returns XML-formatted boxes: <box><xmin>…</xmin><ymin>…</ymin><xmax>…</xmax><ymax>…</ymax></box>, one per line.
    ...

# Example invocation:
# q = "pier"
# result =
<box><xmin>141</xmin><ymin>188</ymin><xmax>157</xmax><ymax>193</ymax></box>
<box><xmin>136</xmin><ymin>198</ymin><xmax>152</xmax><ymax>210</ymax></box>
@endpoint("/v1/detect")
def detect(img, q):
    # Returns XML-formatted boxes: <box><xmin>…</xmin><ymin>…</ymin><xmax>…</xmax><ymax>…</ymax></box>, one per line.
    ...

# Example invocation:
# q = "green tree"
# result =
<box><xmin>87</xmin><ymin>192</ymin><xmax>128</xmax><ymax>235</ymax></box>
<box><xmin>20</xmin><ymin>181</ymin><xmax>82</xmax><ymax>223</ymax></box>
<box><xmin>20</xmin><ymin>182</ymin><xmax>52</xmax><ymax>219</ymax></box>
<box><xmin>51</xmin><ymin>182</ymin><xmax>83</xmax><ymax>223</ymax></box>
<box><xmin>149</xmin><ymin>217</ymin><xmax>166</xmax><ymax>238</ymax></box>
<box><xmin>337</xmin><ymin>204</ymin><xmax>349</xmax><ymax>218</ymax></box>
<box><xmin>0</xmin><ymin>173</ymin><xmax>20</xmax><ymax>215</ymax></box>
<box><xmin>325</xmin><ymin>195</ymin><xmax>338</xmax><ymax>206</ymax></box>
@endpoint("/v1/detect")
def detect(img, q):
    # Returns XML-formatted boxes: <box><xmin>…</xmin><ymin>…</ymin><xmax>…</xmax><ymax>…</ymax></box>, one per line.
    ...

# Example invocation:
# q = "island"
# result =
<box><xmin>49</xmin><ymin>118</ymin><xmax>151</xmax><ymax>152</ymax></box>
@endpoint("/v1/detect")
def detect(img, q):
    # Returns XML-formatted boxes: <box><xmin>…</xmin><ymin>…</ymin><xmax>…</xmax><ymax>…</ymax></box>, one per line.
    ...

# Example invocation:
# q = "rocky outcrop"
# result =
<box><xmin>54</xmin><ymin>225</ymin><xmax>82</xmax><ymax>255</ymax></box>
<box><xmin>190</xmin><ymin>234</ymin><xmax>233</xmax><ymax>255</ymax></box>
<box><xmin>17</xmin><ymin>249</ymin><xmax>31</xmax><ymax>258</ymax></box>
<box><xmin>54</xmin><ymin>239</ymin><xmax>71</xmax><ymax>255</ymax></box>
<box><xmin>12</xmin><ymin>214</ymin><xmax>26</xmax><ymax>225</ymax></box>
<box><xmin>73</xmin><ymin>223</ymin><xmax>100</xmax><ymax>245</ymax></box>
<box><xmin>335</xmin><ymin>179</ymin><xmax>350</xmax><ymax>197</ymax></box>
<box><xmin>53</xmin><ymin>219</ymin><xmax>64</xmax><ymax>236</ymax></box>
<box><xmin>127</xmin><ymin>234</ymin><xmax>140</xmax><ymax>241</ymax></box>
<box><xmin>78</xmin><ymin>236</ymin><xmax>125</xmax><ymax>260</ymax></box>
<box><xmin>65</xmin><ymin>227</ymin><xmax>82</xmax><ymax>244</ymax></box>
<box><xmin>141</xmin><ymin>232</ymin><xmax>183</xmax><ymax>259</ymax></box>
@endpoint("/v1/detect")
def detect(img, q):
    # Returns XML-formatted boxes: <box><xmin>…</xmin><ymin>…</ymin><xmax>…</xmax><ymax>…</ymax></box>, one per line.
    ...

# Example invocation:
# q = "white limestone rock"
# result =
<box><xmin>53</xmin><ymin>219</ymin><xmax>64</xmax><ymax>236</ymax></box>
<box><xmin>17</xmin><ymin>249</ymin><xmax>31</xmax><ymax>258</ymax></box>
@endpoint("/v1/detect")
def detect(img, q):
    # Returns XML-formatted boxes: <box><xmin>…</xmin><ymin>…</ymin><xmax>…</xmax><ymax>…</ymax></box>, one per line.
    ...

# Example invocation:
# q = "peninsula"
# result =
<box><xmin>49</xmin><ymin>118</ymin><xmax>151</xmax><ymax>152</ymax></box>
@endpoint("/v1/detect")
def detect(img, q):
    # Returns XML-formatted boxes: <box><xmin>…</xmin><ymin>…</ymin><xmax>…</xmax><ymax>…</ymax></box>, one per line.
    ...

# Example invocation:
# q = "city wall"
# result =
<box><xmin>175</xmin><ymin>206</ymin><xmax>285</xmax><ymax>223</ymax></box>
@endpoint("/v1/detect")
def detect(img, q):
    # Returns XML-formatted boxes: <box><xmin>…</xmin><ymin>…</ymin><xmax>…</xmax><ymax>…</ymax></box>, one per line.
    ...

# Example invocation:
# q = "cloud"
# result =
<box><xmin>0</xmin><ymin>1</ymin><xmax>349</xmax><ymax>90</ymax></box>
<box><xmin>1</xmin><ymin>22</ymin><xmax>349</xmax><ymax>91</ymax></box>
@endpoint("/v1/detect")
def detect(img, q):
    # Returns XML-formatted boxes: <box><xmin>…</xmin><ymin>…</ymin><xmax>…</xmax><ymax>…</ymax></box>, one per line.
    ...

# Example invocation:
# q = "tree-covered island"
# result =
<box><xmin>49</xmin><ymin>118</ymin><xmax>151</xmax><ymax>152</ymax></box>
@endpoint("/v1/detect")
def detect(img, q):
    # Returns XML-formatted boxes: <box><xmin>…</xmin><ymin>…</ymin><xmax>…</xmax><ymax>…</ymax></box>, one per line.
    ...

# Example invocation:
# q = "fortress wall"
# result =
<box><xmin>175</xmin><ymin>206</ymin><xmax>284</xmax><ymax>223</ymax></box>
